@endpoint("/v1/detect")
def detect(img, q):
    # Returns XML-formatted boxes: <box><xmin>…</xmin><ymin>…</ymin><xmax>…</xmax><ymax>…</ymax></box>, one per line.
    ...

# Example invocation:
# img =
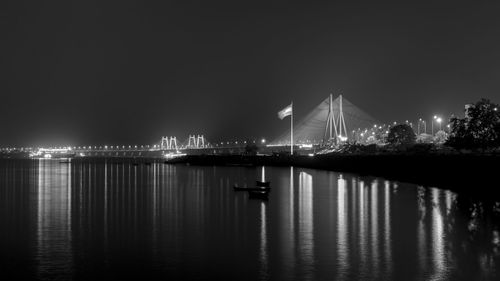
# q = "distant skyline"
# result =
<box><xmin>1</xmin><ymin>1</ymin><xmax>500</xmax><ymax>146</ymax></box>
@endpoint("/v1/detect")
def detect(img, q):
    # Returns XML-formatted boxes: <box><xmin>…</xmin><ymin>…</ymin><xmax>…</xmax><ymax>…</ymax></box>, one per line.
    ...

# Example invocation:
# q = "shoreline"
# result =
<box><xmin>2</xmin><ymin>153</ymin><xmax>498</xmax><ymax>200</ymax></box>
<box><xmin>167</xmin><ymin>153</ymin><xmax>500</xmax><ymax>200</ymax></box>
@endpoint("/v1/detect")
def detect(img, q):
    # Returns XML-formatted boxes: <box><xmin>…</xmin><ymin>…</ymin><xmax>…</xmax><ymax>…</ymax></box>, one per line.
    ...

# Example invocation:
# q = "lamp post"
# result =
<box><xmin>418</xmin><ymin>118</ymin><xmax>422</xmax><ymax>135</ymax></box>
<box><xmin>432</xmin><ymin>115</ymin><xmax>437</xmax><ymax>135</ymax></box>
<box><xmin>436</xmin><ymin>117</ymin><xmax>442</xmax><ymax>131</ymax></box>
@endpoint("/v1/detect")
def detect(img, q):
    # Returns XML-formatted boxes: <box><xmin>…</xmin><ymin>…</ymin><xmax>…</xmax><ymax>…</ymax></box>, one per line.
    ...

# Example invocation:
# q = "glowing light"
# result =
<box><xmin>164</xmin><ymin>152</ymin><xmax>187</xmax><ymax>159</ymax></box>
<box><xmin>436</xmin><ymin>118</ymin><xmax>442</xmax><ymax>123</ymax></box>
<box><xmin>261</xmin><ymin>139</ymin><xmax>266</xmax><ymax>144</ymax></box>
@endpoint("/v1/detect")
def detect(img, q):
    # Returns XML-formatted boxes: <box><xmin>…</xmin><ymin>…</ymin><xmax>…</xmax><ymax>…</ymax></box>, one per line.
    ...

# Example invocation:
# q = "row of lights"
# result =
<box><xmin>213</xmin><ymin>139</ymin><xmax>267</xmax><ymax>146</ymax></box>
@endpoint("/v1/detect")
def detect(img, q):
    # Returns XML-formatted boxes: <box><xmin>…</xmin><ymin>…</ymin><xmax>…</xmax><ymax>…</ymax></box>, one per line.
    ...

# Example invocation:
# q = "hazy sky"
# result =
<box><xmin>1</xmin><ymin>1</ymin><xmax>500</xmax><ymax>146</ymax></box>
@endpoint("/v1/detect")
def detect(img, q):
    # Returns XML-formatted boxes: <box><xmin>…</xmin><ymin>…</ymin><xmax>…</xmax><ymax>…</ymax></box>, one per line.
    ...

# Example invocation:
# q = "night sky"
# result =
<box><xmin>1</xmin><ymin>1</ymin><xmax>500</xmax><ymax>146</ymax></box>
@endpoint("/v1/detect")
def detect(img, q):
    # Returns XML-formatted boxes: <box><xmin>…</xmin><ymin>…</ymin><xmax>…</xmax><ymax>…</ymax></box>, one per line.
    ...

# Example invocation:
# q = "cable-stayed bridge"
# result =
<box><xmin>271</xmin><ymin>94</ymin><xmax>378</xmax><ymax>146</ymax></box>
<box><xmin>23</xmin><ymin>94</ymin><xmax>379</xmax><ymax>158</ymax></box>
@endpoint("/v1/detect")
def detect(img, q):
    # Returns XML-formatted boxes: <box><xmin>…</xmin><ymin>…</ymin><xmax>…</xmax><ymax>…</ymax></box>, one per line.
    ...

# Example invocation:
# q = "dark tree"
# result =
<box><xmin>387</xmin><ymin>124</ymin><xmax>416</xmax><ymax>146</ymax></box>
<box><xmin>244</xmin><ymin>143</ymin><xmax>258</xmax><ymax>155</ymax></box>
<box><xmin>446</xmin><ymin>99</ymin><xmax>500</xmax><ymax>149</ymax></box>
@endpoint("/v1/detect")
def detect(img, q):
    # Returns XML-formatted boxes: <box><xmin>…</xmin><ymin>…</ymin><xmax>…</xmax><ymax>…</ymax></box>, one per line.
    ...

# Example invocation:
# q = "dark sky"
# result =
<box><xmin>1</xmin><ymin>1</ymin><xmax>500</xmax><ymax>146</ymax></box>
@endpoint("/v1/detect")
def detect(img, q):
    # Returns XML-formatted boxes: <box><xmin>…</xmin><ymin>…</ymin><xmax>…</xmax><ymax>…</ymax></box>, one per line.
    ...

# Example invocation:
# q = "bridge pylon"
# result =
<box><xmin>197</xmin><ymin>135</ymin><xmax>205</xmax><ymax>148</ymax></box>
<box><xmin>161</xmin><ymin>136</ymin><xmax>178</xmax><ymax>150</ymax></box>
<box><xmin>324</xmin><ymin>94</ymin><xmax>348</xmax><ymax>145</ymax></box>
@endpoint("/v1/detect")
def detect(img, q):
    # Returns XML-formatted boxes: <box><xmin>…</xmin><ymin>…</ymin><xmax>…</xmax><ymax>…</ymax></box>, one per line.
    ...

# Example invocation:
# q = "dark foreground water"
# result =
<box><xmin>0</xmin><ymin>159</ymin><xmax>499</xmax><ymax>280</ymax></box>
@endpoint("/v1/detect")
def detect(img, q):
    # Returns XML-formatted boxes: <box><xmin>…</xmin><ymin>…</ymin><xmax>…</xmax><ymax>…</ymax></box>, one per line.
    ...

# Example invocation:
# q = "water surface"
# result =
<box><xmin>0</xmin><ymin>159</ymin><xmax>499</xmax><ymax>280</ymax></box>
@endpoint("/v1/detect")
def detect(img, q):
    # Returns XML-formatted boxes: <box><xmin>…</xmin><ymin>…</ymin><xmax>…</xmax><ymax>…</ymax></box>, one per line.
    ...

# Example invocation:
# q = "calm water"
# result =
<box><xmin>0</xmin><ymin>159</ymin><xmax>499</xmax><ymax>280</ymax></box>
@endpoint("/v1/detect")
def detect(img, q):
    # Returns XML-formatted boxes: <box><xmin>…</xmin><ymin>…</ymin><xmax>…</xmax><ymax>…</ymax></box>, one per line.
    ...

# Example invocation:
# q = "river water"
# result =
<box><xmin>0</xmin><ymin>159</ymin><xmax>499</xmax><ymax>280</ymax></box>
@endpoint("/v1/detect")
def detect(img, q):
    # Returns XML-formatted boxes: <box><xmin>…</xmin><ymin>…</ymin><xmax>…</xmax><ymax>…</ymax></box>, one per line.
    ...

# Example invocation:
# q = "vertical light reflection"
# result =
<box><xmin>359</xmin><ymin>181</ymin><xmax>367</xmax><ymax>276</ymax></box>
<box><xmin>259</xmin><ymin>201</ymin><xmax>268</xmax><ymax>280</ymax></box>
<box><xmin>290</xmin><ymin>167</ymin><xmax>294</xmax><ymax>237</ymax></box>
<box><xmin>431</xmin><ymin>188</ymin><xmax>446</xmax><ymax>279</ymax></box>
<box><xmin>36</xmin><ymin>159</ymin><xmax>73</xmax><ymax>279</ymax></box>
<box><xmin>370</xmin><ymin>181</ymin><xmax>379</xmax><ymax>278</ymax></box>
<box><xmin>299</xmin><ymin>171</ymin><xmax>314</xmax><ymax>280</ymax></box>
<box><xmin>104</xmin><ymin>161</ymin><xmax>108</xmax><ymax>256</ymax></box>
<box><xmin>417</xmin><ymin>186</ymin><xmax>427</xmax><ymax>274</ymax></box>
<box><xmin>152</xmin><ymin>163</ymin><xmax>158</xmax><ymax>256</ymax></box>
<box><xmin>282</xmin><ymin>166</ymin><xmax>296</xmax><ymax>279</ymax></box>
<box><xmin>67</xmin><ymin>160</ymin><xmax>71</xmax><ymax>228</ymax></box>
<box><xmin>445</xmin><ymin>190</ymin><xmax>454</xmax><ymax>216</ymax></box>
<box><xmin>384</xmin><ymin>181</ymin><xmax>392</xmax><ymax>275</ymax></box>
<box><xmin>336</xmin><ymin>175</ymin><xmax>348</xmax><ymax>281</ymax></box>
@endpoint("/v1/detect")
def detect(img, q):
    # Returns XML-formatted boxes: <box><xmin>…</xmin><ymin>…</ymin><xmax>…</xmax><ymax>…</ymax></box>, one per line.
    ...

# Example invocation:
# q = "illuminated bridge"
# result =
<box><xmin>270</xmin><ymin>94</ymin><xmax>379</xmax><ymax>147</ymax></box>
<box><xmin>20</xmin><ymin>94</ymin><xmax>381</xmax><ymax>159</ymax></box>
<box><xmin>38</xmin><ymin>135</ymin><xmax>254</xmax><ymax>158</ymax></box>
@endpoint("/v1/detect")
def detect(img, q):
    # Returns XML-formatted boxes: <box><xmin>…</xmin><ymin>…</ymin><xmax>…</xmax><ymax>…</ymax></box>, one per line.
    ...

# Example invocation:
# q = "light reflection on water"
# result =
<box><xmin>0</xmin><ymin>159</ymin><xmax>499</xmax><ymax>280</ymax></box>
<box><xmin>36</xmin><ymin>159</ymin><xmax>73</xmax><ymax>280</ymax></box>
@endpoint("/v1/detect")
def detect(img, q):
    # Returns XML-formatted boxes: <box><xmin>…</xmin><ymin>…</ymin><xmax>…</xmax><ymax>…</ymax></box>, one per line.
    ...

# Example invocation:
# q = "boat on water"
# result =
<box><xmin>233</xmin><ymin>184</ymin><xmax>271</xmax><ymax>192</ymax></box>
<box><xmin>232</xmin><ymin>166</ymin><xmax>271</xmax><ymax>199</ymax></box>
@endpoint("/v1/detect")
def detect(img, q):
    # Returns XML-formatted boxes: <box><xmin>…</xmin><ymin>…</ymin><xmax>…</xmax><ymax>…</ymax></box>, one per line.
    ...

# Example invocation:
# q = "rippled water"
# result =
<box><xmin>0</xmin><ymin>159</ymin><xmax>499</xmax><ymax>280</ymax></box>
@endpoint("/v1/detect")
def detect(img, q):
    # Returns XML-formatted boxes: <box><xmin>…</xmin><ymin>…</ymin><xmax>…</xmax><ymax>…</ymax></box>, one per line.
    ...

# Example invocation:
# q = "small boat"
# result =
<box><xmin>233</xmin><ymin>184</ymin><xmax>271</xmax><ymax>192</ymax></box>
<box><xmin>248</xmin><ymin>190</ymin><xmax>270</xmax><ymax>200</ymax></box>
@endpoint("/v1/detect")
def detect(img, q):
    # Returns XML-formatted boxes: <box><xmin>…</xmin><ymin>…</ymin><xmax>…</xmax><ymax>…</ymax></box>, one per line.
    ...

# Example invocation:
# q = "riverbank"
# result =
<box><xmin>168</xmin><ymin>153</ymin><xmax>500</xmax><ymax>199</ymax></box>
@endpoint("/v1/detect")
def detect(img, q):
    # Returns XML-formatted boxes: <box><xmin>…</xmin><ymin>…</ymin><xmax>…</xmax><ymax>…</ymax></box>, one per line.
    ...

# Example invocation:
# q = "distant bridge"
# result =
<box><xmin>271</xmin><ymin>94</ymin><xmax>379</xmax><ymax>146</ymax></box>
<box><xmin>68</xmin><ymin>135</ymin><xmax>254</xmax><ymax>158</ymax></box>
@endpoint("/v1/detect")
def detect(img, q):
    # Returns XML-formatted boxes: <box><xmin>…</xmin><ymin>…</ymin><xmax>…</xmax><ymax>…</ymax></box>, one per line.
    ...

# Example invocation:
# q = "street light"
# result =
<box><xmin>436</xmin><ymin>117</ymin><xmax>442</xmax><ymax>131</ymax></box>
